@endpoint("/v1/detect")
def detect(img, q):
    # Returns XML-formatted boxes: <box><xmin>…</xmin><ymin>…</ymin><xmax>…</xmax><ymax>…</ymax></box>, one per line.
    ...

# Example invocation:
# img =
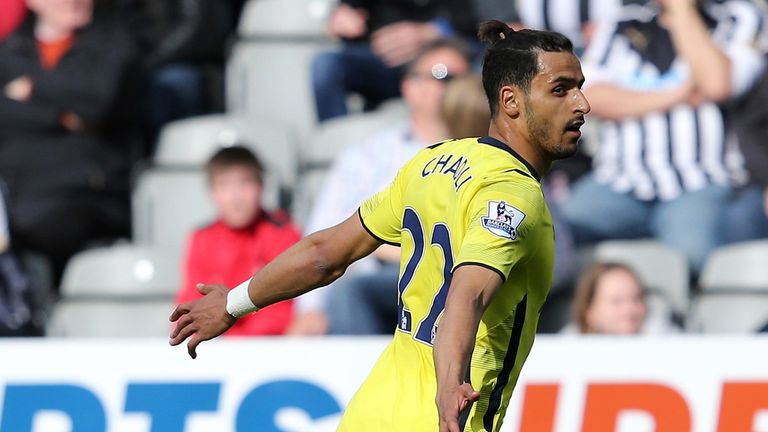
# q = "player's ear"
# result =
<box><xmin>500</xmin><ymin>85</ymin><xmax>520</xmax><ymax>118</ymax></box>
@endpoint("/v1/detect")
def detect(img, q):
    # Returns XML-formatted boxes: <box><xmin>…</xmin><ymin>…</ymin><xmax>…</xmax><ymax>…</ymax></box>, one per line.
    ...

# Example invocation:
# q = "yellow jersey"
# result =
<box><xmin>338</xmin><ymin>136</ymin><xmax>555</xmax><ymax>432</ymax></box>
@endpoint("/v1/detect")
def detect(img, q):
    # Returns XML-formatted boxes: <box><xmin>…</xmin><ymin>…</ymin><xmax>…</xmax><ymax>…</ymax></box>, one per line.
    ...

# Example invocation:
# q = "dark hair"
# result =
<box><xmin>206</xmin><ymin>145</ymin><xmax>264</xmax><ymax>183</ymax></box>
<box><xmin>478</xmin><ymin>20</ymin><xmax>574</xmax><ymax>115</ymax></box>
<box><xmin>571</xmin><ymin>262</ymin><xmax>646</xmax><ymax>333</ymax></box>
<box><xmin>404</xmin><ymin>37</ymin><xmax>472</xmax><ymax>77</ymax></box>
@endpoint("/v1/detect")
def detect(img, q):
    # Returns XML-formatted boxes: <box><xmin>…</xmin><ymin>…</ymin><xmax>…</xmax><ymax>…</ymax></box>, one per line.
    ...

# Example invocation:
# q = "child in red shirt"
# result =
<box><xmin>176</xmin><ymin>146</ymin><xmax>300</xmax><ymax>335</ymax></box>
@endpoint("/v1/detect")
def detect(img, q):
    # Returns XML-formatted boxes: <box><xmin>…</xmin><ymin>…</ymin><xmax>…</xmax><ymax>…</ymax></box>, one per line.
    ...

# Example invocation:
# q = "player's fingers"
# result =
<box><xmin>459</xmin><ymin>383</ymin><xmax>480</xmax><ymax>401</ymax></box>
<box><xmin>466</xmin><ymin>390</ymin><xmax>481</xmax><ymax>402</ymax></box>
<box><xmin>196</xmin><ymin>283</ymin><xmax>215</xmax><ymax>295</ymax></box>
<box><xmin>187</xmin><ymin>334</ymin><xmax>203</xmax><ymax>359</ymax></box>
<box><xmin>444</xmin><ymin>418</ymin><xmax>461</xmax><ymax>432</ymax></box>
<box><xmin>169</xmin><ymin>314</ymin><xmax>193</xmax><ymax>340</ymax></box>
<box><xmin>169</xmin><ymin>303</ymin><xmax>190</xmax><ymax>322</ymax></box>
<box><xmin>170</xmin><ymin>321</ymin><xmax>197</xmax><ymax>347</ymax></box>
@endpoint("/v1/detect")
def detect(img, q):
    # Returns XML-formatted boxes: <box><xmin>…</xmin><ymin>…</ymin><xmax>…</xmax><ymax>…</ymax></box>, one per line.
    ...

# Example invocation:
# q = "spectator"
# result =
<box><xmin>289</xmin><ymin>39</ymin><xmax>471</xmax><ymax>335</ymax></box>
<box><xmin>474</xmin><ymin>0</ymin><xmax>629</xmax><ymax>54</ymax></box>
<box><xmin>177</xmin><ymin>146</ymin><xmax>300</xmax><ymax>336</ymax></box>
<box><xmin>0</xmin><ymin>179</ymin><xmax>45</xmax><ymax>336</ymax></box>
<box><xmin>0</xmin><ymin>0</ymin><xmax>27</xmax><ymax>42</ymax></box>
<box><xmin>312</xmin><ymin>0</ymin><xmax>477</xmax><ymax>122</ymax></box>
<box><xmin>568</xmin><ymin>262</ymin><xmax>648</xmax><ymax>334</ymax></box>
<box><xmin>439</xmin><ymin>73</ymin><xmax>490</xmax><ymax>139</ymax></box>
<box><xmin>0</xmin><ymin>183</ymin><xmax>8</xmax><ymax>256</ymax></box>
<box><xmin>0</xmin><ymin>0</ymin><xmax>140</xmax><ymax>283</ymax></box>
<box><xmin>113</xmin><ymin>0</ymin><xmax>235</xmax><ymax>144</ymax></box>
<box><xmin>726</xmin><ymin>59</ymin><xmax>768</xmax><ymax>242</ymax></box>
<box><xmin>560</xmin><ymin>0</ymin><xmax>766</xmax><ymax>275</ymax></box>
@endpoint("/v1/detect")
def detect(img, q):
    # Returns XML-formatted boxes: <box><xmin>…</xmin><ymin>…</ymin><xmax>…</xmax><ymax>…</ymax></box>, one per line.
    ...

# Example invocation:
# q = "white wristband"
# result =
<box><xmin>226</xmin><ymin>278</ymin><xmax>259</xmax><ymax>318</ymax></box>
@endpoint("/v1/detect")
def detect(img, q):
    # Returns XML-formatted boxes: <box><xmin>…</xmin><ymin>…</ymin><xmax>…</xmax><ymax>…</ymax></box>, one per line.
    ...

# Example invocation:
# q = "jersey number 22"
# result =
<box><xmin>397</xmin><ymin>207</ymin><xmax>453</xmax><ymax>346</ymax></box>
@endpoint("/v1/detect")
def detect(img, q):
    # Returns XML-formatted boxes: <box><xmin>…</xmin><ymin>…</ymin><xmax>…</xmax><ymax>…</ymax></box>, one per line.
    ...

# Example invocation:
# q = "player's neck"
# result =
<box><xmin>488</xmin><ymin>123</ymin><xmax>551</xmax><ymax>176</ymax></box>
<box><xmin>410</xmin><ymin>114</ymin><xmax>448</xmax><ymax>146</ymax></box>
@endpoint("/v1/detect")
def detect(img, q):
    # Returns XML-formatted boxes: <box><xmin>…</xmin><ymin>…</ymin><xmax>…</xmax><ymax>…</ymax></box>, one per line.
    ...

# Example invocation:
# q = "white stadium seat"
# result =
<box><xmin>226</xmin><ymin>40</ymin><xmax>337</xmax><ymax>144</ymax></box>
<box><xmin>227</xmin><ymin>0</ymin><xmax>339</xmax><ymax>142</ymax></box>
<box><xmin>291</xmin><ymin>106</ymin><xmax>409</xmax><ymax>226</ymax></box>
<box><xmin>132</xmin><ymin>169</ymin><xmax>216</xmax><ymax>251</ymax></box>
<box><xmin>299</xmin><ymin>102</ymin><xmax>408</xmax><ymax>166</ymax></box>
<box><xmin>690</xmin><ymin>240</ymin><xmax>768</xmax><ymax>333</ymax></box>
<box><xmin>60</xmin><ymin>244</ymin><xmax>181</xmax><ymax>297</ymax></box>
<box><xmin>48</xmin><ymin>244</ymin><xmax>181</xmax><ymax>337</ymax></box>
<box><xmin>47</xmin><ymin>301</ymin><xmax>175</xmax><ymax>337</ymax></box>
<box><xmin>238</xmin><ymin>0</ymin><xmax>337</xmax><ymax>37</ymax></box>
<box><xmin>154</xmin><ymin>114</ymin><xmax>297</xmax><ymax>189</ymax></box>
<box><xmin>593</xmin><ymin>240</ymin><xmax>690</xmax><ymax>317</ymax></box>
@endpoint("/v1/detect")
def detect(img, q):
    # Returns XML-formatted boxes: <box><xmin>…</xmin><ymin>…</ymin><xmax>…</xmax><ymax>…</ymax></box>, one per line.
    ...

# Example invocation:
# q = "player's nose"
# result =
<box><xmin>574</xmin><ymin>89</ymin><xmax>591</xmax><ymax>114</ymax></box>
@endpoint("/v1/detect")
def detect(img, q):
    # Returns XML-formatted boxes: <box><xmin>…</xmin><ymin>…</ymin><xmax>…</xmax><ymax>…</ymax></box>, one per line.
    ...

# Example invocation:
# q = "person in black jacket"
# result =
<box><xmin>312</xmin><ymin>0</ymin><xmax>478</xmax><ymax>122</ymax></box>
<box><xmin>112</xmin><ymin>0</ymin><xmax>235</xmax><ymax>141</ymax></box>
<box><xmin>0</xmin><ymin>0</ymin><xmax>140</xmax><ymax>284</ymax></box>
<box><xmin>726</xmin><ymin>61</ymin><xmax>768</xmax><ymax>243</ymax></box>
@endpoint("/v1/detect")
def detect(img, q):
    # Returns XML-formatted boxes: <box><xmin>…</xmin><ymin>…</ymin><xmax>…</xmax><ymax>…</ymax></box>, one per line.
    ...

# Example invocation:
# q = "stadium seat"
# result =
<box><xmin>592</xmin><ymin>240</ymin><xmax>690</xmax><ymax>319</ymax></box>
<box><xmin>59</xmin><ymin>244</ymin><xmax>181</xmax><ymax>297</ymax></box>
<box><xmin>154</xmin><ymin>114</ymin><xmax>297</xmax><ymax>190</ymax></box>
<box><xmin>227</xmin><ymin>0</ymin><xmax>338</xmax><ymax>143</ymax></box>
<box><xmin>226</xmin><ymin>41</ymin><xmax>338</xmax><ymax>144</ymax></box>
<box><xmin>238</xmin><ymin>0</ymin><xmax>337</xmax><ymax>37</ymax></box>
<box><xmin>132</xmin><ymin>169</ymin><xmax>216</xmax><ymax>251</ymax></box>
<box><xmin>292</xmin><ymin>169</ymin><xmax>327</xmax><ymax>230</ymax></box>
<box><xmin>47</xmin><ymin>301</ymin><xmax>175</xmax><ymax>337</ymax></box>
<box><xmin>48</xmin><ymin>244</ymin><xmax>181</xmax><ymax>337</ymax></box>
<box><xmin>690</xmin><ymin>240</ymin><xmax>768</xmax><ymax>333</ymax></box>
<box><xmin>291</xmin><ymin>107</ymin><xmax>409</xmax><ymax>226</ymax></box>
<box><xmin>299</xmin><ymin>102</ymin><xmax>408</xmax><ymax>167</ymax></box>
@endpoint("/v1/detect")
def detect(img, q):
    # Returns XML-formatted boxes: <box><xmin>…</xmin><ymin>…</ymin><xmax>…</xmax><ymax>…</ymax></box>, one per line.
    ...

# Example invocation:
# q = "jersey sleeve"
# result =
<box><xmin>357</xmin><ymin>164</ymin><xmax>407</xmax><ymax>245</ymax></box>
<box><xmin>454</xmin><ymin>178</ymin><xmax>544</xmax><ymax>281</ymax></box>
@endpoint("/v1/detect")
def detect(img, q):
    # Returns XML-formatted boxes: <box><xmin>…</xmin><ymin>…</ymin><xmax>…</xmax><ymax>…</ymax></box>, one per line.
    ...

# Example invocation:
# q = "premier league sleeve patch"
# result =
<box><xmin>481</xmin><ymin>200</ymin><xmax>526</xmax><ymax>240</ymax></box>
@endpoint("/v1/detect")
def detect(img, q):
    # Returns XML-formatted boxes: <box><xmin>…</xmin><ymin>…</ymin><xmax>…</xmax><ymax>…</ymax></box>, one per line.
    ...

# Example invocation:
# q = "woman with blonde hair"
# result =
<box><xmin>570</xmin><ymin>262</ymin><xmax>648</xmax><ymax>334</ymax></box>
<box><xmin>440</xmin><ymin>73</ymin><xmax>490</xmax><ymax>139</ymax></box>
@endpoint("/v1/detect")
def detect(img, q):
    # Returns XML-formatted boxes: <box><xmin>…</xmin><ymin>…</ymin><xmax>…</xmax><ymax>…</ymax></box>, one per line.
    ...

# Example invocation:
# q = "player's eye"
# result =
<box><xmin>553</xmin><ymin>86</ymin><xmax>566</xmax><ymax>96</ymax></box>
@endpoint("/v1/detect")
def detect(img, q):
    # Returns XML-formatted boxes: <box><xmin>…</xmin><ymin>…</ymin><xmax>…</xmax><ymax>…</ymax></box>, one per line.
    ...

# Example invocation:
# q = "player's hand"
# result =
<box><xmin>436</xmin><ymin>383</ymin><xmax>480</xmax><ymax>432</ymax></box>
<box><xmin>169</xmin><ymin>284</ymin><xmax>237</xmax><ymax>359</ymax></box>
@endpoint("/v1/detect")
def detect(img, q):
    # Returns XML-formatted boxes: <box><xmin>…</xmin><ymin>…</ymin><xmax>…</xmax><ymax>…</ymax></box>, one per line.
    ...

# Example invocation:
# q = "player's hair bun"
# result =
<box><xmin>478</xmin><ymin>20</ymin><xmax>513</xmax><ymax>45</ymax></box>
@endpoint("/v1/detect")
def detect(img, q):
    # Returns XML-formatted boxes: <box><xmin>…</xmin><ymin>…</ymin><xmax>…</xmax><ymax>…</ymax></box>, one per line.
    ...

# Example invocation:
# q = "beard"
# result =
<box><xmin>525</xmin><ymin>102</ymin><xmax>578</xmax><ymax>160</ymax></box>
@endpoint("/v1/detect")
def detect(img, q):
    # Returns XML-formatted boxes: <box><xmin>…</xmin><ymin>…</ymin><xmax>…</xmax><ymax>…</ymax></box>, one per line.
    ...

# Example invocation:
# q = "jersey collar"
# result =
<box><xmin>477</xmin><ymin>136</ymin><xmax>541</xmax><ymax>182</ymax></box>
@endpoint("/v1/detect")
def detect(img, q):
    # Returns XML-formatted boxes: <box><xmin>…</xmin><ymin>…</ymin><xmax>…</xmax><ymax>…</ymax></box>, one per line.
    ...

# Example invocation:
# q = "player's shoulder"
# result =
<box><xmin>404</xmin><ymin>136</ymin><xmax>483</xmax><ymax>173</ymax></box>
<box><xmin>471</xmin><ymin>166</ymin><xmax>547</xmax><ymax>221</ymax></box>
<box><xmin>424</xmin><ymin>136</ymin><xmax>478</xmax><ymax>152</ymax></box>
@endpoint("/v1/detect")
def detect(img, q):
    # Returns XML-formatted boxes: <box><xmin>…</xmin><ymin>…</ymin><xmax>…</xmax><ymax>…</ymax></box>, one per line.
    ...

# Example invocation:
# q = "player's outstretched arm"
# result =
<box><xmin>169</xmin><ymin>213</ymin><xmax>382</xmax><ymax>358</ymax></box>
<box><xmin>433</xmin><ymin>265</ymin><xmax>503</xmax><ymax>432</ymax></box>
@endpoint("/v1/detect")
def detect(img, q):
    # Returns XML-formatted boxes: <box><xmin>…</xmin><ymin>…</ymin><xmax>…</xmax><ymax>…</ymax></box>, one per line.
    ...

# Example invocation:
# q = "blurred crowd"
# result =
<box><xmin>1</xmin><ymin>0</ymin><xmax>768</xmax><ymax>337</ymax></box>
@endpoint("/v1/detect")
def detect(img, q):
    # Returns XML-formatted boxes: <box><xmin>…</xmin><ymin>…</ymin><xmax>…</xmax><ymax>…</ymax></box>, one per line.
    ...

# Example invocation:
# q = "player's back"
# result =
<box><xmin>340</xmin><ymin>136</ymin><xmax>555</xmax><ymax>432</ymax></box>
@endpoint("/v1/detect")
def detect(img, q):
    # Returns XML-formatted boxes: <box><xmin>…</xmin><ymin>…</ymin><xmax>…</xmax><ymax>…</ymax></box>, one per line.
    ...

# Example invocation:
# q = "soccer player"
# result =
<box><xmin>170</xmin><ymin>20</ymin><xmax>590</xmax><ymax>432</ymax></box>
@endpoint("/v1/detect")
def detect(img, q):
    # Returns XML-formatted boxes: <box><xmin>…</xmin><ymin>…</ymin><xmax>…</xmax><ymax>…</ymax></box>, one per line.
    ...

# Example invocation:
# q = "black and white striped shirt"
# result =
<box><xmin>475</xmin><ymin>0</ymin><xmax>627</xmax><ymax>50</ymax></box>
<box><xmin>515</xmin><ymin>0</ymin><xmax>625</xmax><ymax>50</ymax></box>
<box><xmin>583</xmin><ymin>0</ymin><xmax>766</xmax><ymax>201</ymax></box>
